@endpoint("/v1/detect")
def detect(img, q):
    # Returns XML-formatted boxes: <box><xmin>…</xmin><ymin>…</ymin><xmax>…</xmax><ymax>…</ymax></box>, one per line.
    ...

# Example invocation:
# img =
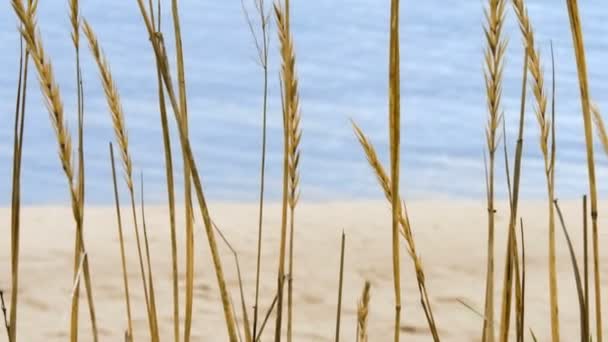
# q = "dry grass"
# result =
<box><xmin>481</xmin><ymin>0</ymin><xmax>507</xmax><ymax>340</ymax></box>
<box><xmin>356</xmin><ymin>281</ymin><xmax>371</xmax><ymax>342</ymax></box>
<box><xmin>82</xmin><ymin>20</ymin><xmax>160</xmax><ymax>340</ymax></box>
<box><xmin>565</xmin><ymin>1</ymin><xmax>603</xmax><ymax>341</ymax></box>
<box><xmin>4</xmin><ymin>1</ymin><xmax>608</xmax><ymax>342</ymax></box>
<box><xmin>510</xmin><ymin>2</ymin><xmax>559</xmax><ymax>340</ymax></box>
<box><xmin>273</xmin><ymin>2</ymin><xmax>300</xmax><ymax>340</ymax></box>
<box><xmin>239</xmin><ymin>0</ymin><xmax>272</xmax><ymax>339</ymax></box>
<box><xmin>109</xmin><ymin>143</ymin><xmax>133</xmax><ymax>339</ymax></box>
<box><xmin>11</xmin><ymin>1</ymin><xmax>99</xmax><ymax>341</ymax></box>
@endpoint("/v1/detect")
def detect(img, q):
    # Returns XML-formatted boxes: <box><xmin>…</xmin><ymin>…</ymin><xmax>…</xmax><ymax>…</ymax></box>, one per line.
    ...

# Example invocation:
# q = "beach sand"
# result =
<box><xmin>1</xmin><ymin>200</ymin><xmax>607</xmax><ymax>341</ymax></box>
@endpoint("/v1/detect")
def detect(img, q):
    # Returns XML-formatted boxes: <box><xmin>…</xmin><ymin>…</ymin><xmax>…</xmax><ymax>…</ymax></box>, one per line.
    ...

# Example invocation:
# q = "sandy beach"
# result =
<box><xmin>1</xmin><ymin>200</ymin><xmax>607</xmax><ymax>341</ymax></box>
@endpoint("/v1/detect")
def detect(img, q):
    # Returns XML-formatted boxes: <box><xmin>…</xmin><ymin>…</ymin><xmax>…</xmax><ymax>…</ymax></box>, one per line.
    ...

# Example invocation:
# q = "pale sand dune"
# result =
<box><xmin>1</xmin><ymin>200</ymin><xmax>608</xmax><ymax>341</ymax></box>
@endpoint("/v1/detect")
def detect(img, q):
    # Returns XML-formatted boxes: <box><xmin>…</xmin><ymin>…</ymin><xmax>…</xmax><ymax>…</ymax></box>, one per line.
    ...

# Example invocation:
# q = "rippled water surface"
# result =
<box><xmin>1</xmin><ymin>1</ymin><xmax>607</xmax><ymax>204</ymax></box>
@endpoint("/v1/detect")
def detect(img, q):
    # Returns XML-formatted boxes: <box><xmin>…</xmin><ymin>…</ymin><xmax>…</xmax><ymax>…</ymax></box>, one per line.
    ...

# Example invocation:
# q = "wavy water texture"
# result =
<box><xmin>0</xmin><ymin>1</ymin><xmax>607</xmax><ymax>204</ymax></box>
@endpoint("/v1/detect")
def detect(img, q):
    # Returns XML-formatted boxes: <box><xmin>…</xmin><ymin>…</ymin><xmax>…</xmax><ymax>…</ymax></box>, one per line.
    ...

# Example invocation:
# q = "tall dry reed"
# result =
<box><xmin>10</xmin><ymin>2</ymin><xmax>99</xmax><ymax>341</ymax></box>
<box><xmin>481</xmin><ymin>1</ymin><xmax>507</xmax><ymax>340</ymax></box>
<box><xmin>134</xmin><ymin>1</ymin><xmax>239</xmax><ymax>339</ymax></box>
<box><xmin>510</xmin><ymin>2</ymin><xmax>559</xmax><ymax>340</ymax></box>
<box><xmin>273</xmin><ymin>1</ymin><xmax>302</xmax><ymax>340</ymax></box>
<box><xmin>565</xmin><ymin>1</ymin><xmax>602</xmax><ymax>340</ymax></box>
<box><xmin>239</xmin><ymin>0</ymin><xmax>272</xmax><ymax>338</ymax></box>
<box><xmin>82</xmin><ymin>20</ymin><xmax>160</xmax><ymax>340</ymax></box>
<box><xmin>109</xmin><ymin>143</ymin><xmax>134</xmax><ymax>339</ymax></box>
<box><xmin>9</xmin><ymin>12</ymin><xmax>30</xmax><ymax>342</ymax></box>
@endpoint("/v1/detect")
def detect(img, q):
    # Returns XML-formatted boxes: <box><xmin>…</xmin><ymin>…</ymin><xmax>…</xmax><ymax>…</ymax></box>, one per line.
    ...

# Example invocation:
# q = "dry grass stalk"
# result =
<box><xmin>351</xmin><ymin>122</ymin><xmax>439</xmax><ymax>339</ymax></box>
<box><xmin>387</xmin><ymin>1</ymin><xmax>402</xmax><ymax>340</ymax></box>
<box><xmin>565</xmin><ymin>1</ymin><xmax>602</xmax><ymax>340</ymax></box>
<box><xmin>167</xmin><ymin>1</ymin><xmax>196</xmax><ymax>339</ymax></box>
<box><xmin>497</xmin><ymin>47</ymin><xmax>528</xmax><ymax>342</ymax></box>
<box><xmin>134</xmin><ymin>2</ymin><xmax>239</xmax><ymax>339</ymax></box>
<box><xmin>356</xmin><ymin>281</ymin><xmax>371</xmax><ymax>342</ymax></box>
<box><xmin>239</xmin><ymin>0</ymin><xmax>272</xmax><ymax>338</ymax></box>
<box><xmin>82</xmin><ymin>20</ymin><xmax>160</xmax><ymax>340</ymax></box>
<box><xmin>9</xmin><ymin>21</ymin><xmax>30</xmax><ymax>342</ymax></box>
<box><xmin>213</xmin><ymin>221</ymin><xmax>253</xmax><ymax>342</ymax></box>
<box><xmin>591</xmin><ymin>104</ymin><xmax>608</xmax><ymax>154</ymax></box>
<box><xmin>334</xmin><ymin>232</ymin><xmax>346</xmax><ymax>342</ymax></box>
<box><xmin>143</xmin><ymin>1</ymin><xmax>181</xmax><ymax>341</ymax></box>
<box><xmin>517</xmin><ymin>219</ymin><xmax>527</xmax><ymax>342</ymax></box>
<box><xmin>511</xmin><ymin>2</ymin><xmax>559</xmax><ymax>340</ymax></box>
<box><xmin>273</xmin><ymin>2</ymin><xmax>300</xmax><ymax>340</ymax></box>
<box><xmin>1</xmin><ymin>290</ymin><xmax>9</xmax><ymax>341</ymax></box>
<box><xmin>10</xmin><ymin>2</ymin><xmax>99</xmax><ymax>341</ymax></box>
<box><xmin>69</xmin><ymin>0</ymin><xmax>87</xmax><ymax>339</ymax></box>
<box><xmin>140</xmin><ymin>175</ymin><xmax>161</xmax><ymax>342</ymax></box>
<box><xmin>583</xmin><ymin>195</ymin><xmax>589</xmax><ymax>338</ymax></box>
<box><xmin>481</xmin><ymin>1</ymin><xmax>507</xmax><ymax>340</ymax></box>
<box><xmin>286</xmin><ymin>22</ymin><xmax>302</xmax><ymax>342</ymax></box>
<box><xmin>554</xmin><ymin>200</ymin><xmax>588</xmax><ymax>342</ymax></box>
<box><xmin>109</xmin><ymin>143</ymin><xmax>134</xmax><ymax>339</ymax></box>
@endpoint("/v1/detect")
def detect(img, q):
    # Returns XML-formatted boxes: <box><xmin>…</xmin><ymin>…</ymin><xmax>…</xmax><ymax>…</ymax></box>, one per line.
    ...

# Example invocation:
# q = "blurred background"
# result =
<box><xmin>0</xmin><ymin>0</ymin><xmax>607</xmax><ymax>204</ymax></box>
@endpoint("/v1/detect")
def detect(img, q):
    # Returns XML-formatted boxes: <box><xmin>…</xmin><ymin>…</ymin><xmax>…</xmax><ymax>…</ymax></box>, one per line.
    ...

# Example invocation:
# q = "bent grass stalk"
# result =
<box><xmin>10</xmin><ymin>2</ymin><xmax>99</xmax><ymax>341</ymax></box>
<box><xmin>351</xmin><ymin>122</ymin><xmax>439</xmax><ymax>339</ymax></box>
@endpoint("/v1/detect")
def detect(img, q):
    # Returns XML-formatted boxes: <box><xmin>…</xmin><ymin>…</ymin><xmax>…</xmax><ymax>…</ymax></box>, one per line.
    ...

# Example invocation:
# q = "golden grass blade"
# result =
<box><xmin>481</xmin><ymin>1</ymin><xmax>507</xmax><ymax>337</ymax></box>
<box><xmin>497</xmin><ymin>47</ymin><xmax>528</xmax><ymax>342</ymax></box>
<box><xmin>565</xmin><ymin>1</ymin><xmax>602</xmax><ymax>340</ymax></box>
<box><xmin>167</xmin><ymin>1</ymin><xmax>195</xmax><ymax>340</ymax></box>
<box><xmin>334</xmin><ymin>232</ymin><xmax>346</xmax><ymax>342</ymax></box>
<box><xmin>10</xmin><ymin>2</ymin><xmax>99</xmax><ymax>341</ymax></box>
<box><xmin>134</xmin><ymin>2</ymin><xmax>239</xmax><ymax>339</ymax></box>
<box><xmin>356</xmin><ymin>281</ymin><xmax>371</xmax><ymax>342</ymax></box>
<box><xmin>9</xmin><ymin>29</ymin><xmax>29</xmax><ymax>342</ymax></box>
<box><xmin>554</xmin><ymin>199</ymin><xmax>588</xmax><ymax>342</ymax></box>
<box><xmin>213</xmin><ymin>222</ymin><xmax>253</xmax><ymax>342</ymax></box>
<box><xmin>82</xmin><ymin>19</ymin><xmax>158</xmax><ymax>340</ymax></box>
<box><xmin>109</xmin><ymin>143</ymin><xmax>134</xmax><ymax>339</ymax></box>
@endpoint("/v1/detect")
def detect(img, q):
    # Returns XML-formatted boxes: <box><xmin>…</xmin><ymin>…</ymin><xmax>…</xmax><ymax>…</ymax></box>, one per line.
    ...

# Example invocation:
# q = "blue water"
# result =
<box><xmin>1</xmin><ymin>0</ymin><xmax>607</xmax><ymax>204</ymax></box>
